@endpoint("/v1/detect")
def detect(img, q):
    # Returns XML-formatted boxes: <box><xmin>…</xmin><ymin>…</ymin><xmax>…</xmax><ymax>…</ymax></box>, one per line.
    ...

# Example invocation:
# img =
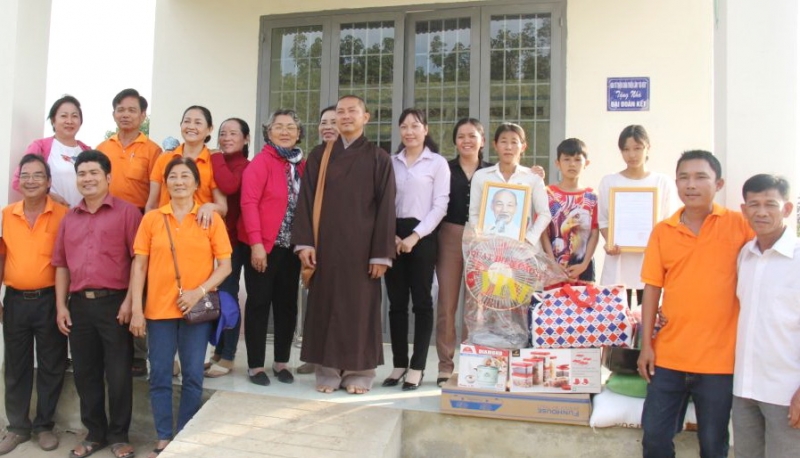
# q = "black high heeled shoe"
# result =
<box><xmin>402</xmin><ymin>371</ymin><xmax>424</xmax><ymax>391</ymax></box>
<box><xmin>381</xmin><ymin>369</ymin><xmax>408</xmax><ymax>387</ymax></box>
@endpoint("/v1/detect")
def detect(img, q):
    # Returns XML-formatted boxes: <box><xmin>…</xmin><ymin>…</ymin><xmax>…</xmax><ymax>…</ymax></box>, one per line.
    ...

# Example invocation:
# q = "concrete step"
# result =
<box><xmin>160</xmin><ymin>391</ymin><xmax>402</xmax><ymax>458</ymax></box>
<box><xmin>402</xmin><ymin>409</ymin><xmax>703</xmax><ymax>457</ymax></box>
<box><xmin>0</xmin><ymin>370</ymin><xmax>213</xmax><ymax>455</ymax></box>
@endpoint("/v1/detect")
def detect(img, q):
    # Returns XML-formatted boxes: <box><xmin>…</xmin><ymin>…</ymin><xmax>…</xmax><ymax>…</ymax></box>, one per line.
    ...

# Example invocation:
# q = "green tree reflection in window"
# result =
<box><xmin>269</xmin><ymin>26</ymin><xmax>323</xmax><ymax>153</ymax></box>
<box><xmin>338</xmin><ymin>21</ymin><xmax>395</xmax><ymax>154</ymax></box>
<box><xmin>413</xmin><ymin>17</ymin><xmax>471</xmax><ymax>158</ymax></box>
<box><xmin>489</xmin><ymin>14</ymin><xmax>551</xmax><ymax>169</ymax></box>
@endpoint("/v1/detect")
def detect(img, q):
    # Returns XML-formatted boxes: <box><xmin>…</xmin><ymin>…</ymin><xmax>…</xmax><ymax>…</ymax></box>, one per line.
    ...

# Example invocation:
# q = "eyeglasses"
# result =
<box><xmin>271</xmin><ymin>124</ymin><xmax>299</xmax><ymax>133</ymax></box>
<box><xmin>19</xmin><ymin>173</ymin><xmax>47</xmax><ymax>182</ymax></box>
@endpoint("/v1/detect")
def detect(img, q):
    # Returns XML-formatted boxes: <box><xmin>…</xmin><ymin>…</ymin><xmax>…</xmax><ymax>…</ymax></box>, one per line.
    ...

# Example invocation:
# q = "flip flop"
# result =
<box><xmin>69</xmin><ymin>440</ymin><xmax>107</xmax><ymax>458</ymax></box>
<box><xmin>148</xmin><ymin>447</ymin><xmax>165</xmax><ymax>458</ymax></box>
<box><xmin>110</xmin><ymin>442</ymin><xmax>135</xmax><ymax>458</ymax></box>
<box><xmin>204</xmin><ymin>363</ymin><xmax>232</xmax><ymax>378</ymax></box>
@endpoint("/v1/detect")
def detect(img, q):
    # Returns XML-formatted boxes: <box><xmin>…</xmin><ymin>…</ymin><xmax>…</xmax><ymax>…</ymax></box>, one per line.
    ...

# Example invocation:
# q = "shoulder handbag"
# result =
<box><xmin>163</xmin><ymin>214</ymin><xmax>220</xmax><ymax>324</ymax></box>
<box><xmin>300</xmin><ymin>140</ymin><xmax>334</xmax><ymax>288</ymax></box>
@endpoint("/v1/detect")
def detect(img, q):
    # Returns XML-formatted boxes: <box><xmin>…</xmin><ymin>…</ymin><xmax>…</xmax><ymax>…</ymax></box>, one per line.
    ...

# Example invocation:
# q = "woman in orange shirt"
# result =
<box><xmin>130</xmin><ymin>157</ymin><xmax>232</xmax><ymax>458</ymax></box>
<box><xmin>145</xmin><ymin>106</ymin><xmax>227</xmax><ymax>224</ymax></box>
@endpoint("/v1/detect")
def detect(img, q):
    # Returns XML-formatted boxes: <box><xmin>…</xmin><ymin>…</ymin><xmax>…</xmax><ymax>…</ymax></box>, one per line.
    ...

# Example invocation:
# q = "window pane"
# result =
<box><xmin>269</xmin><ymin>25</ymin><xmax>323</xmax><ymax>153</ymax></box>
<box><xmin>339</xmin><ymin>21</ymin><xmax>396</xmax><ymax>153</ymax></box>
<box><xmin>412</xmin><ymin>17</ymin><xmax>471</xmax><ymax>157</ymax></box>
<box><xmin>488</xmin><ymin>13</ymin><xmax>551</xmax><ymax>165</ymax></box>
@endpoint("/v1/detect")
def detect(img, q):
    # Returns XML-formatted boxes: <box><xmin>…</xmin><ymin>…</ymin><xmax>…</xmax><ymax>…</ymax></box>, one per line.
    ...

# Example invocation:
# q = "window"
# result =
<box><xmin>266</xmin><ymin>25</ymin><xmax>324</xmax><ymax>152</ymax></box>
<box><xmin>260</xmin><ymin>1</ymin><xmax>563</xmax><ymax>170</ymax></box>
<box><xmin>411</xmin><ymin>17</ymin><xmax>473</xmax><ymax>156</ymax></box>
<box><xmin>338</xmin><ymin>21</ymin><xmax>397</xmax><ymax>153</ymax></box>
<box><xmin>487</xmin><ymin>13</ymin><xmax>552</xmax><ymax>168</ymax></box>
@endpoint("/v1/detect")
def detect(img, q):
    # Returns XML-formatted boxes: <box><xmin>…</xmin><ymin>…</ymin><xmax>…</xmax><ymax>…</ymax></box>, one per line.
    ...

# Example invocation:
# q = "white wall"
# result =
<box><xmin>0</xmin><ymin>0</ymin><xmax>53</xmax><ymax>204</ymax></box>
<box><xmin>565</xmin><ymin>0</ymin><xmax>714</xmax><ymax>199</ymax></box>
<box><xmin>716</xmin><ymin>0</ymin><xmax>799</xmax><ymax>218</ymax></box>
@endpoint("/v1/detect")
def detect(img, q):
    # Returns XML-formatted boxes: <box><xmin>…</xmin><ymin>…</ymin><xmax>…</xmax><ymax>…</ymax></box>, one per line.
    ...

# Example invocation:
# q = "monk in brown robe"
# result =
<box><xmin>292</xmin><ymin>95</ymin><xmax>396</xmax><ymax>394</ymax></box>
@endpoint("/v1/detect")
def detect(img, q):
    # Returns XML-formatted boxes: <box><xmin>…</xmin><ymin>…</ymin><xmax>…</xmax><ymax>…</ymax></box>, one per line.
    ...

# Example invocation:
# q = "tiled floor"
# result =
<box><xmin>200</xmin><ymin>339</ymin><xmax>446</xmax><ymax>414</ymax></box>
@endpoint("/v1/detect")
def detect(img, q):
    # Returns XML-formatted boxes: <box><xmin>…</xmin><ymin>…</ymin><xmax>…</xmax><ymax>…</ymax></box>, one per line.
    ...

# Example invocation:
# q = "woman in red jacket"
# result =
<box><xmin>204</xmin><ymin>118</ymin><xmax>251</xmax><ymax>377</ymax></box>
<box><xmin>239</xmin><ymin>110</ymin><xmax>306</xmax><ymax>386</ymax></box>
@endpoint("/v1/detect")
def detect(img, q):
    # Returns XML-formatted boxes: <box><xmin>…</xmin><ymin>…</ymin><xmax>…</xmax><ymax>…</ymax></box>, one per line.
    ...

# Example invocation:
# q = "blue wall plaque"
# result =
<box><xmin>608</xmin><ymin>77</ymin><xmax>650</xmax><ymax>111</ymax></box>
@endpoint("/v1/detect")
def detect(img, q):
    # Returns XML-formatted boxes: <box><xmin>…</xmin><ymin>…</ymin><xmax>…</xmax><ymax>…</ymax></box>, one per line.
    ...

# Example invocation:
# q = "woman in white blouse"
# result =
<box><xmin>17</xmin><ymin>95</ymin><xmax>91</xmax><ymax>207</ymax></box>
<box><xmin>468</xmin><ymin>123</ymin><xmax>551</xmax><ymax>252</ymax></box>
<box><xmin>597</xmin><ymin>125</ymin><xmax>678</xmax><ymax>306</ymax></box>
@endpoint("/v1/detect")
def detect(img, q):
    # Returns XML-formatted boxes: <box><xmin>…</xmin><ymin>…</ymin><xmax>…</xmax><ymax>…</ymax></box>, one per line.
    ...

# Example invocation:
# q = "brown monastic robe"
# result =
<box><xmin>291</xmin><ymin>135</ymin><xmax>396</xmax><ymax>371</ymax></box>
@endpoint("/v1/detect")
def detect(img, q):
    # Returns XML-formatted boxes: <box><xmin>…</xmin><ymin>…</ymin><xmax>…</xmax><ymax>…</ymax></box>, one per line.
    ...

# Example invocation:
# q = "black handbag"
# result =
<box><xmin>163</xmin><ymin>214</ymin><xmax>220</xmax><ymax>324</ymax></box>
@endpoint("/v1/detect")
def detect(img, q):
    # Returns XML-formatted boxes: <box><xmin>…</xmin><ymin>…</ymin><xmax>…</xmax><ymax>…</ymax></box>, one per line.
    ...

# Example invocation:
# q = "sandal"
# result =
<box><xmin>203</xmin><ymin>354</ymin><xmax>221</xmax><ymax>370</ymax></box>
<box><xmin>204</xmin><ymin>362</ymin><xmax>232</xmax><ymax>378</ymax></box>
<box><xmin>147</xmin><ymin>440</ymin><xmax>170</xmax><ymax>458</ymax></box>
<box><xmin>110</xmin><ymin>442</ymin><xmax>135</xmax><ymax>458</ymax></box>
<box><xmin>69</xmin><ymin>440</ymin><xmax>107</xmax><ymax>458</ymax></box>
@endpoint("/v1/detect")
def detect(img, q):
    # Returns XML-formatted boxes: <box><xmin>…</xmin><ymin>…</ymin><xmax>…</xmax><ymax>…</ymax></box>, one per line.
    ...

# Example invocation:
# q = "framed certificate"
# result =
<box><xmin>477</xmin><ymin>182</ymin><xmax>531</xmax><ymax>242</ymax></box>
<box><xmin>607</xmin><ymin>187</ymin><xmax>658</xmax><ymax>252</ymax></box>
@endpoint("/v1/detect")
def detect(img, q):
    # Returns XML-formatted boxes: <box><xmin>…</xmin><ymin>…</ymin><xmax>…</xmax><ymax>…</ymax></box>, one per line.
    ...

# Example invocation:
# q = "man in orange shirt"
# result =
<box><xmin>0</xmin><ymin>154</ymin><xmax>69</xmax><ymax>454</ymax></box>
<box><xmin>637</xmin><ymin>150</ymin><xmax>753</xmax><ymax>457</ymax></box>
<box><xmin>96</xmin><ymin>89</ymin><xmax>162</xmax><ymax>211</ymax></box>
<box><xmin>97</xmin><ymin>88</ymin><xmax>161</xmax><ymax>377</ymax></box>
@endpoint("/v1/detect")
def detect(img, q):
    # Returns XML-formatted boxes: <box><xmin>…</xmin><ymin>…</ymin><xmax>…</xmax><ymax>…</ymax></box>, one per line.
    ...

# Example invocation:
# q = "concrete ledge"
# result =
<box><xmin>401</xmin><ymin>409</ymin><xmax>701</xmax><ymax>457</ymax></box>
<box><xmin>0</xmin><ymin>371</ymin><xmax>213</xmax><ymax>443</ymax></box>
<box><xmin>160</xmin><ymin>391</ymin><xmax>402</xmax><ymax>458</ymax></box>
<box><xmin>1</xmin><ymin>366</ymin><xmax>710</xmax><ymax>457</ymax></box>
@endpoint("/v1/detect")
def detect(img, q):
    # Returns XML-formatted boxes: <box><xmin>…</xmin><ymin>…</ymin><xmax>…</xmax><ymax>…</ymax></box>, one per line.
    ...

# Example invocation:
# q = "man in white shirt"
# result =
<box><xmin>733</xmin><ymin>174</ymin><xmax>800</xmax><ymax>457</ymax></box>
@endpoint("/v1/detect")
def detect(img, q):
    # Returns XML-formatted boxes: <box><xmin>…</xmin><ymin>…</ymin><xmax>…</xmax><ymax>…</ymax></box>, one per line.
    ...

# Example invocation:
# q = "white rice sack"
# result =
<box><xmin>590</xmin><ymin>387</ymin><xmax>697</xmax><ymax>430</ymax></box>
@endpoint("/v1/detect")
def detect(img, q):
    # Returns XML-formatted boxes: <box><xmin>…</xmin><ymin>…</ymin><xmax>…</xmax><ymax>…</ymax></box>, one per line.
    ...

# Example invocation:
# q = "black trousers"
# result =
<box><xmin>69</xmin><ymin>292</ymin><xmax>132</xmax><ymax>444</ymax></box>
<box><xmin>386</xmin><ymin>218</ymin><xmax>437</xmax><ymax>371</ymax></box>
<box><xmin>627</xmin><ymin>288</ymin><xmax>644</xmax><ymax>308</ymax></box>
<box><xmin>243</xmin><ymin>245</ymin><xmax>300</xmax><ymax>368</ymax></box>
<box><xmin>3</xmin><ymin>288</ymin><xmax>67</xmax><ymax>436</ymax></box>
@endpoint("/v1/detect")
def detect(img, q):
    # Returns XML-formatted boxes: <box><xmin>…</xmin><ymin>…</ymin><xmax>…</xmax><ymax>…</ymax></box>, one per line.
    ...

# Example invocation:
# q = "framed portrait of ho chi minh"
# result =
<box><xmin>607</xmin><ymin>187</ymin><xmax>659</xmax><ymax>252</ymax></box>
<box><xmin>477</xmin><ymin>182</ymin><xmax>531</xmax><ymax>243</ymax></box>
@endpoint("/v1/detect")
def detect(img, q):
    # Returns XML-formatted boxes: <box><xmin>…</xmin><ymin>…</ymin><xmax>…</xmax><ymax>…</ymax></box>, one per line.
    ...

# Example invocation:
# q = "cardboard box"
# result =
<box><xmin>509</xmin><ymin>348</ymin><xmax>602</xmax><ymax>394</ymax></box>
<box><xmin>457</xmin><ymin>343</ymin><xmax>510</xmax><ymax>392</ymax></box>
<box><xmin>441</xmin><ymin>376</ymin><xmax>591</xmax><ymax>426</ymax></box>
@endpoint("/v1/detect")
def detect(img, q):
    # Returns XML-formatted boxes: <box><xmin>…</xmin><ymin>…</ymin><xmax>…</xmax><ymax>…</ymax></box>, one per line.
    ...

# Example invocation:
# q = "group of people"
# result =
<box><xmin>0</xmin><ymin>87</ymin><xmax>795</xmax><ymax>458</ymax></box>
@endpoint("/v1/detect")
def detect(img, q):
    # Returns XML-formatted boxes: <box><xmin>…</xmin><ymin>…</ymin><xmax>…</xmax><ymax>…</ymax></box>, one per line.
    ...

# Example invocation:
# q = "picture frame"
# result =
<box><xmin>477</xmin><ymin>182</ymin><xmax>532</xmax><ymax>242</ymax></box>
<box><xmin>607</xmin><ymin>187</ymin><xmax>659</xmax><ymax>252</ymax></box>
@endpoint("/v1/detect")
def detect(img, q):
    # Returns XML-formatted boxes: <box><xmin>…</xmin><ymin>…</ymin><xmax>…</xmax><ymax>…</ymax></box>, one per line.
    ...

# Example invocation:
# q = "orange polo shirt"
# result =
<box><xmin>0</xmin><ymin>197</ymin><xmax>68</xmax><ymax>290</ymax></box>
<box><xmin>133</xmin><ymin>203</ymin><xmax>232</xmax><ymax>320</ymax></box>
<box><xmin>97</xmin><ymin>132</ymin><xmax>162</xmax><ymax>209</ymax></box>
<box><xmin>149</xmin><ymin>145</ymin><xmax>218</xmax><ymax>207</ymax></box>
<box><xmin>641</xmin><ymin>204</ymin><xmax>754</xmax><ymax>374</ymax></box>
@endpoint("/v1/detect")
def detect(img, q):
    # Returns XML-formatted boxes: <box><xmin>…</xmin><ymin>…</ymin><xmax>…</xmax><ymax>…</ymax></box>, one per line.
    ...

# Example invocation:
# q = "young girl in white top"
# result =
<box><xmin>598</xmin><ymin>125</ymin><xmax>678</xmax><ymax>306</ymax></box>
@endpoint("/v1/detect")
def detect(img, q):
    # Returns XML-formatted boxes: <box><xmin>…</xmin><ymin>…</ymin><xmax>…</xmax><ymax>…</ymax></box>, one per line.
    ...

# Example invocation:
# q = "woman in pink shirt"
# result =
<box><xmin>16</xmin><ymin>95</ymin><xmax>92</xmax><ymax>207</ymax></box>
<box><xmin>383</xmin><ymin>108</ymin><xmax>450</xmax><ymax>391</ymax></box>
<box><xmin>239</xmin><ymin>110</ymin><xmax>306</xmax><ymax>386</ymax></box>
